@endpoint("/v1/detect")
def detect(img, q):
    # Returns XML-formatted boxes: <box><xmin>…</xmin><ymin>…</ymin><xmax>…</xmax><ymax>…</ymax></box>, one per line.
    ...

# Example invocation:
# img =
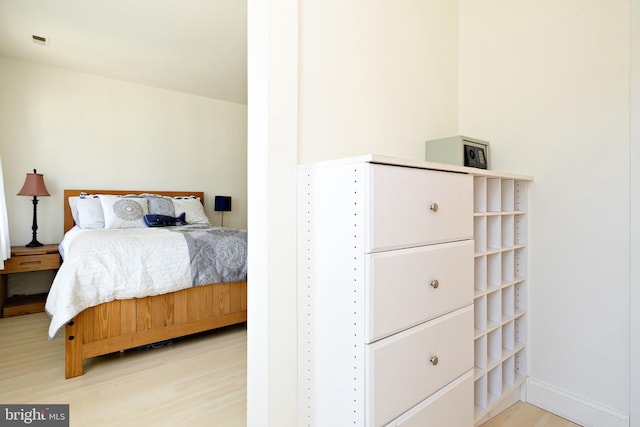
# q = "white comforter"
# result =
<box><xmin>46</xmin><ymin>227</ymin><xmax>193</xmax><ymax>339</ymax></box>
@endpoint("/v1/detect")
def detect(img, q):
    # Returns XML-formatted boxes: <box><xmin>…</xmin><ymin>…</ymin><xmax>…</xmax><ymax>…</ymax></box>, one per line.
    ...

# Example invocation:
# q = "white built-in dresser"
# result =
<box><xmin>298</xmin><ymin>154</ymin><xmax>532</xmax><ymax>426</ymax></box>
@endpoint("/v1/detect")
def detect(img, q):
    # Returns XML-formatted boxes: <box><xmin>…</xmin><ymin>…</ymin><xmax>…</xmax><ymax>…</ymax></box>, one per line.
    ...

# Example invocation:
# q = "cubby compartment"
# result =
<box><xmin>487</xmin><ymin>328</ymin><xmax>502</xmax><ymax>367</ymax></box>
<box><xmin>514</xmin><ymin>214</ymin><xmax>527</xmax><ymax>246</ymax></box>
<box><xmin>514</xmin><ymin>180</ymin><xmax>528</xmax><ymax>212</ymax></box>
<box><xmin>475</xmin><ymin>335</ymin><xmax>487</xmax><ymax>372</ymax></box>
<box><xmin>487</xmin><ymin>178</ymin><xmax>501</xmax><ymax>212</ymax></box>
<box><xmin>475</xmin><ymin>216</ymin><xmax>487</xmax><ymax>253</ymax></box>
<box><xmin>474</xmin><ymin>296</ymin><xmax>487</xmax><ymax>333</ymax></box>
<box><xmin>502</xmin><ymin>355</ymin><xmax>516</xmax><ymax>388</ymax></box>
<box><xmin>515</xmin><ymin>247</ymin><xmax>527</xmax><ymax>280</ymax></box>
<box><xmin>502</xmin><ymin>285</ymin><xmax>514</xmax><ymax>319</ymax></box>
<box><xmin>515</xmin><ymin>281</ymin><xmax>527</xmax><ymax>315</ymax></box>
<box><xmin>475</xmin><ymin>376</ymin><xmax>488</xmax><ymax>411</ymax></box>
<box><xmin>487</xmin><ymin>215</ymin><xmax>501</xmax><ymax>250</ymax></box>
<box><xmin>502</xmin><ymin>250</ymin><xmax>514</xmax><ymax>283</ymax></box>
<box><xmin>487</xmin><ymin>290</ymin><xmax>502</xmax><ymax>327</ymax></box>
<box><xmin>488</xmin><ymin>366</ymin><xmax>503</xmax><ymax>402</ymax></box>
<box><xmin>474</xmin><ymin>176</ymin><xmax>487</xmax><ymax>213</ymax></box>
<box><xmin>475</xmin><ymin>255</ymin><xmax>487</xmax><ymax>293</ymax></box>
<box><xmin>515</xmin><ymin>348</ymin><xmax>527</xmax><ymax>381</ymax></box>
<box><xmin>502</xmin><ymin>320</ymin><xmax>515</xmax><ymax>351</ymax></box>
<box><xmin>501</xmin><ymin>214</ymin><xmax>514</xmax><ymax>248</ymax></box>
<box><xmin>515</xmin><ymin>315</ymin><xmax>527</xmax><ymax>349</ymax></box>
<box><xmin>487</xmin><ymin>253</ymin><xmax>501</xmax><ymax>288</ymax></box>
<box><xmin>501</xmin><ymin>179</ymin><xmax>514</xmax><ymax>212</ymax></box>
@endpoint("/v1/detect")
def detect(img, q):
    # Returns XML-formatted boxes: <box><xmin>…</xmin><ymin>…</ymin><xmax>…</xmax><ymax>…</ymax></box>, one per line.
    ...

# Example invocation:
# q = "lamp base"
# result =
<box><xmin>25</xmin><ymin>239</ymin><xmax>44</xmax><ymax>248</ymax></box>
<box><xmin>25</xmin><ymin>195</ymin><xmax>44</xmax><ymax>247</ymax></box>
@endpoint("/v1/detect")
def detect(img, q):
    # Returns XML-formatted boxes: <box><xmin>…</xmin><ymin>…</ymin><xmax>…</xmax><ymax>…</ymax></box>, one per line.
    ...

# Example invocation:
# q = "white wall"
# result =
<box><xmin>459</xmin><ymin>1</ymin><xmax>631</xmax><ymax>424</ymax></box>
<box><xmin>246</xmin><ymin>0</ymin><xmax>298</xmax><ymax>425</ymax></box>
<box><xmin>631</xmin><ymin>2</ymin><xmax>640</xmax><ymax>424</ymax></box>
<box><xmin>246</xmin><ymin>1</ymin><xmax>460</xmax><ymax>425</ymax></box>
<box><xmin>298</xmin><ymin>0</ymin><xmax>459</xmax><ymax>163</ymax></box>
<box><xmin>0</xmin><ymin>56</ymin><xmax>247</xmax><ymax>248</ymax></box>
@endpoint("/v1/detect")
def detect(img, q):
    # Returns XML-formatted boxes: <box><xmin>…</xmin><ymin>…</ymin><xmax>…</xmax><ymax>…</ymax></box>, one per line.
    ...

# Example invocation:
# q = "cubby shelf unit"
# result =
<box><xmin>472</xmin><ymin>175</ymin><xmax>531</xmax><ymax>425</ymax></box>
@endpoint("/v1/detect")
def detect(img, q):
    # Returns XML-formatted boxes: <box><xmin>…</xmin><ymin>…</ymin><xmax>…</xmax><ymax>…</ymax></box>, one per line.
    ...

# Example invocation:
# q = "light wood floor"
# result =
<box><xmin>1</xmin><ymin>312</ymin><xmax>580</xmax><ymax>427</ymax></box>
<box><xmin>0</xmin><ymin>312</ymin><xmax>246</xmax><ymax>426</ymax></box>
<box><xmin>480</xmin><ymin>401</ymin><xmax>582</xmax><ymax>427</ymax></box>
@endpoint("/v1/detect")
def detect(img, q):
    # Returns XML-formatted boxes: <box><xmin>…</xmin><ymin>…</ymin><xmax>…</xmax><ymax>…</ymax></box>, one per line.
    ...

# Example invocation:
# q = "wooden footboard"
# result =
<box><xmin>65</xmin><ymin>280</ymin><xmax>247</xmax><ymax>378</ymax></box>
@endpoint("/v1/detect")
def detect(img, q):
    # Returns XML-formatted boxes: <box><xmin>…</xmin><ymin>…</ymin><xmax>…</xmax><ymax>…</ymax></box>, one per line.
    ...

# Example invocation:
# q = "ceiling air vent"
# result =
<box><xmin>32</xmin><ymin>35</ymin><xmax>49</xmax><ymax>46</ymax></box>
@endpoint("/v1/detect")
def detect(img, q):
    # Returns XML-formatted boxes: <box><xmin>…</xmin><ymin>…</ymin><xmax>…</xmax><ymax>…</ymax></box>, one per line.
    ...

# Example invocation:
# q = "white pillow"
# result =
<box><xmin>68</xmin><ymin>196</ymin><xmax>80</xmax><ymax>225</ymax></box>
<box><xmin>172</xmin><ymin>197</ymin><xmax>210</xmax><ymax>225</ymax></box>
<box><xmin>99</xmin><ymin>195</ymin><xmax>149</xmax><ymax>228</ymax></box>
<box><xmin>76</xmin><ymin>196</ymin><xmax>105</xmax><ymax>229</ymax></box>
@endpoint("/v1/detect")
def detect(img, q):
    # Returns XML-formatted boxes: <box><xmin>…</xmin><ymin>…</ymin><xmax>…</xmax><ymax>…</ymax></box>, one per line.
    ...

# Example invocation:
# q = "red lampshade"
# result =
<box><xmin>17</xmin><ymin>169</ymin><xmax>50</xmax><ymax>197</ymax></box>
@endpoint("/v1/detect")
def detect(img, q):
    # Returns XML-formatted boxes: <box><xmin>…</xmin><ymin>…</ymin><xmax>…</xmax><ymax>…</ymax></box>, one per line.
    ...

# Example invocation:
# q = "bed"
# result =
<box><xmin>48</xmin><ymin>189</ymin><xmax>247</xmax><ymax>379</ymax></box>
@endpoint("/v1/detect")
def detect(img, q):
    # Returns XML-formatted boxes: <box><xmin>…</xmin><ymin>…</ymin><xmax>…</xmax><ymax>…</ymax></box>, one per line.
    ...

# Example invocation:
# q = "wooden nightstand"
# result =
<box><xmin>0</xmin><ymin>244</ymin><xmax>61</xmax><ymax>317</ymax></box>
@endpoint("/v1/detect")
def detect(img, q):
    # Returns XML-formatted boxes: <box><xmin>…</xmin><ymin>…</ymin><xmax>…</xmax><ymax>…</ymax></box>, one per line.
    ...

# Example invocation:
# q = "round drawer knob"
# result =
<box><xmin>430</xmin><ymin>355</ymin><xmax>439</xmax><ymax>366</ymax></box>
<box><xmin>429</xmin><ymin>202</ymin><xmax>439</xmax><ymax>212</ymax></box>
<box><xmin>430</xmin><ymin>279</ymin><xmax>439</xmax><ymax>289</ymax></box>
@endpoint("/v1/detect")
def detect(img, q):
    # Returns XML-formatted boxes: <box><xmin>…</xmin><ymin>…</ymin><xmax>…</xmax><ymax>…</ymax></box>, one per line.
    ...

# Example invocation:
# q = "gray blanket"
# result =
<box><xmin>170</xmin><ymin>225</ymin><xmax>248</xmax><ymax>285</ymax></box>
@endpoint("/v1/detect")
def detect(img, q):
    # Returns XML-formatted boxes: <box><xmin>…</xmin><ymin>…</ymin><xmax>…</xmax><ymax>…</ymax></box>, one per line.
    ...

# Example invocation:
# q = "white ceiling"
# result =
<box><xmin>0</xmin><ymin>0</ymin><xmax>247</xmax><ymax>104</ymax></box>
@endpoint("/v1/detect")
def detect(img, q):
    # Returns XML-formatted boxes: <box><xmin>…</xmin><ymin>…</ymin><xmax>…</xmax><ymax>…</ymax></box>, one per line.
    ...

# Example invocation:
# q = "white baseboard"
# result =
<box><xmin>526</xmin><ymin>378</ymin><xmax>629</xmax><ymax>427</ymax></box>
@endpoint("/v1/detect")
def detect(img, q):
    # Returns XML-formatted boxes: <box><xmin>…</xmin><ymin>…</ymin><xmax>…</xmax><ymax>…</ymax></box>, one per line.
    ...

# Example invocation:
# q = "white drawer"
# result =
<box><xmin>385</xmin><ymin>370</ymin><xmax>474</xmax><ymax>427</ymax></box>
<box><xmin>367</xmin><ymin>164</ymin><xmax>473</xmax><ymax>252</ymax></box>
<box><xmin>366</xmin><ymin>240</ymin><xmax>474</xmax><ymax>343</ymax></box>
<box><xmin>366</xmin><ymin>306</ymin><xmax>473</xmax><ymax>426</ymax></box>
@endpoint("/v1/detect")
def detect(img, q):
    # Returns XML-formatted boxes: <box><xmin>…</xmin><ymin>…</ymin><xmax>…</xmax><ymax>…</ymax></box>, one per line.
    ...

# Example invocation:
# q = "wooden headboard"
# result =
<box><xmin>63</xmin><ymin>190</ymin><xmax>205</xmax><ymax>233</ymax></box>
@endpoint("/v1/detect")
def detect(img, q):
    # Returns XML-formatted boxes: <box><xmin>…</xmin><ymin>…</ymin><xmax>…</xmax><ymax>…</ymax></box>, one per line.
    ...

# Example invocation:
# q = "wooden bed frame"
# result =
<box><xmin>62</xmin><ymin>190</ymin><xmax>247</xmax><ymax>379</ymax></box>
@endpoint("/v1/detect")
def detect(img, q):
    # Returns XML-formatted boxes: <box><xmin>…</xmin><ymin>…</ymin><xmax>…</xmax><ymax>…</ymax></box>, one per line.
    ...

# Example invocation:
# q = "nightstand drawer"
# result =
<box><xmin>3</xmin><ymin>253</ymin><xmax>60</xmax><ymax>273</ymax></box>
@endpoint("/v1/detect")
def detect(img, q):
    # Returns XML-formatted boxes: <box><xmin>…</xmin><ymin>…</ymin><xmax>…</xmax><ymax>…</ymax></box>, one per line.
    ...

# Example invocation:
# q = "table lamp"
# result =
<box><xmin>17</xmin><ymin>169</ymin><xmax>50</xmax><ymax>247</ymax></box>
<box><xmin>214</xmin><ymin>195</ymin><xmax>231</xmax><ymax>227</ymax></box>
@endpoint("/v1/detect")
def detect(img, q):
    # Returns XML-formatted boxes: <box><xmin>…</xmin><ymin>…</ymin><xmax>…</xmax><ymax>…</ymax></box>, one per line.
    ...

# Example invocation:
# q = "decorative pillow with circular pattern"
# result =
<box><xmin>99</xmin><ymin>195</ymin><xmax>149</xmax><ymax>228</ymax></box>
